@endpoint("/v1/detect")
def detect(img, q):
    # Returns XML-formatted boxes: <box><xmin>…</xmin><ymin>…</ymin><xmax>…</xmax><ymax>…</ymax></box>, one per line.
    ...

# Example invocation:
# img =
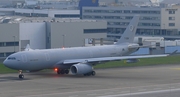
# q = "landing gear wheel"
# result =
<box><xmin>18</xmin><ymin>70</ymin><xmax>24</xmax><ymax>79</ymax></box>
<box><xmin>83</xmin><ymin>71</ymin><xmax>96</xmax><ymax>76</ymax></box>
<box><xmin>87</xmin><ymin>73</ymin><xmax>91</xmax><ymax>76</ymax></box>
<box><xmin>57</xmin><ymin>70</ymin><xmax>61</xmax><ymax>74</ymax></box>
<box><xmin>65</xmin><ymin>70</ymin><xmax>69</xmax><ymax>74</ymax></box>
<box><xmin>91</xmin><ymin>71</ymin><xmax>96</xmax><ymax>76</ymax></box>
<box><xmin>60</xmin><ymin>70</ymin><xmax>65</xmax><ymax>74</ymax></box>
<box><xmin>19</xmin><ymin>74</ymin><xmax>24</xmax><ymax>79</ymax></box>
<box><xmin>84</xmin><ymin>73</ymin><xmax>91</xmax><ymax>76</ymax></box>
<box><xmin>57</xmin><ymin>69</ymin><xmax>69</xmax><ymax>75</ymax></box>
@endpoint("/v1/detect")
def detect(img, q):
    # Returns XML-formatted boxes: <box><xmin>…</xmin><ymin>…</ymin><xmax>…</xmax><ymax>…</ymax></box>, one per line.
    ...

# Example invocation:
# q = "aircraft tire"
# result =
<box><xmin>84</xmin><ymin>72</ymin><xmax>93</xmax><ymax>76</ymax></box>
<box><xmin>57</xmin><ymin>70</ymin><xmax>61</xmax><ymax>74</ymax></box>
<box><xmin>65</xmin><ymin>70</ymin><xmax>69</xmax><ymax>74</ymax></box>
<box><xmin>19</xmin><ymin>74</ymin><xmax>24</xmax><ymax>79</ymax></box>
<box><xmin>87</xmin><ymin>73</ymin><xmax>91</xmax><ymax>76</ymax></box>
<box><xmin>91</xmin><ymin>71</ymin><xmax>96</xmax><ymax>76</ymax></box>
<box><xmin>60</xmin><ymin>70</ymin><xmax>65</xmax><ymax>74</ymax></box>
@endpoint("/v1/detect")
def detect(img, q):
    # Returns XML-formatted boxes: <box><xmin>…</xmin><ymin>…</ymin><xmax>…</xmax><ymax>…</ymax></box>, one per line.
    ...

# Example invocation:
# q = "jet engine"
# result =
<box><xmin>70</xmin><ymin>63</ymin><xmax>93</xmax><ymax>75</ymax></box>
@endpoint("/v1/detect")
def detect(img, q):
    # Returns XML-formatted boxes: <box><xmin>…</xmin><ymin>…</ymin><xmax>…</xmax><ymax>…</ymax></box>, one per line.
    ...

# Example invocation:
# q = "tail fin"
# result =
<box><xmin>115</xmin><ymin>15</ymin><xmax>140</xmax><ymax>44</ymax></box>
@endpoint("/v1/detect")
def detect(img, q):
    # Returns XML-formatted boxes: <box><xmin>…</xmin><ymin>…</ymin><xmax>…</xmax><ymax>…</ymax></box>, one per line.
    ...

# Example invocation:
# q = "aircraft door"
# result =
<box><xmin>89</xmin><ymin>50</ymin><xmax>93</xmax><ymax>58</ymax></box>
<box><xmin>115</xmin><ymin>47</ymin><xmax>122</xmax><ymax>56</ymax></box>
<box><xmin>21</xmin><ymin>54</ymin><xmax>27</xmax><ymax>63</ymax></box>
<box><xmin>45</xmin><ymin>53</ymin><xmax>50</xmax><ymax>61</ymax></box>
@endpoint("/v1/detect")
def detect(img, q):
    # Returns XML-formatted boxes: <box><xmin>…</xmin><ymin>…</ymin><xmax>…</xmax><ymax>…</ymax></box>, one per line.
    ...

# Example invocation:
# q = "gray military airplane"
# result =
<box><xmin>3</xmin><ymin>15</ymin><xmax>170</xmax><ymax>79</ymax></box>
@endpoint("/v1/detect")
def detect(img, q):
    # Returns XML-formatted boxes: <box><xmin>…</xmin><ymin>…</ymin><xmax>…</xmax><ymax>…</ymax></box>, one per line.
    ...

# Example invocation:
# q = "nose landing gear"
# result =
<box><xmin>19</xmin><ymin>70</ymin><xmax>24</xmax><ymax>79</ymax></box>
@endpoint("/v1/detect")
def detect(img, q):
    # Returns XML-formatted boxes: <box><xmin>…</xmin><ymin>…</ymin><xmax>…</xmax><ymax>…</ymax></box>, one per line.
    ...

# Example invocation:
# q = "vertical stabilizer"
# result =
<box><xmin>115</xmin><ymin>15</ymin><xmax>140</xmax><ymax>44</ymax></box>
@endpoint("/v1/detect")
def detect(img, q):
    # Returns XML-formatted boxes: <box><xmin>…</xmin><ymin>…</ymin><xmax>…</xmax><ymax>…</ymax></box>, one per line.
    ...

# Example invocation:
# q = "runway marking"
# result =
<box><xmin>87</xmin><ymin>93</ymin><xmax>97</xmax><ymax>96</ymax></box>
<box><xmin>103</xmin><ymin>92</ymin><xmax>114</xmax><ymax>95</ymax></box>
<box><xmin>138</xmin><ymin>89</ymin><xmax>146</xmax><ymax>91</ymax></box>
<box><xmin>16</xmin><ymin>83</ymin><xmax>180</xmax><ymax>97</ymax></box>
<box><xmin>69</xmin><ymin>95</ymin><xmax>78</xmax><ymax>97</ymax></box>
<box><xmin>98</xmin><ymin>88</ymin><xmax>180</xmax><ymax>97</ymax></box>
<box><xmin>119</xmin><ymin>91</ymin><xmax>130</xmax><ymax>93</ymax></box>
<box><xmin>153</xmin><ymin>88</ymin><xmax>162</xmax><ymax>90</ymax></box>
<box><xmin>171</xmin><ymin>68</ymin><xmax>180</xmax><ymax>70</ymax></box>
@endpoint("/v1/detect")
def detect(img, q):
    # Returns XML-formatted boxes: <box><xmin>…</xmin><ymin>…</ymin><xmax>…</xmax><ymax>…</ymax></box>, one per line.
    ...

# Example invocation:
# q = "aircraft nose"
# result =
<box><xmin>3</xmin><ymin>59</ymin><xmax>14</xmax><ymax>69</ymax></box>
<box><xmin>3</xmin><ymin>59</ymin><xmax>17</xmax><ymax>69</ymax></box>
<box><xmin>3</xmin><ymin>54</ymin><xmax>21</xmax><ymax>70</ymax></box>
<box><xmin>3</xmin><ymin>60</ymin><xmax>9</xmax><ymax>67</ymax></box>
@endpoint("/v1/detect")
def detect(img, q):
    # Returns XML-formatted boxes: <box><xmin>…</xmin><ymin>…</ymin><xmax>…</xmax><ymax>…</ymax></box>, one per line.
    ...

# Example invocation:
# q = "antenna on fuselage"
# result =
<box><xmin>25</xmin><ymin>44</ymin><xmax>33</xmax><ymax>51</ymax></box>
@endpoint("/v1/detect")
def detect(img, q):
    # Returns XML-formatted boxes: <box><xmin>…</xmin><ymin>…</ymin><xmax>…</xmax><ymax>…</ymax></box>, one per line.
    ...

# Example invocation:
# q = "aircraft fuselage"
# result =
<box><xmin>4</xmin><ymin>43</ymin><xmax>138</xmax><ymax>71</ymax></box>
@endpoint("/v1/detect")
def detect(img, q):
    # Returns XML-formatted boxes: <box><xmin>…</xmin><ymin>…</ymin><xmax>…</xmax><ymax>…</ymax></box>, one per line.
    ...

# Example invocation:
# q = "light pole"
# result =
<box><xmin>13</xmin><ymin>36</ymin><xmax>16</xmax><ymax>53</ymax></box>
<box><xmin>163</xmin><ymin>24</ymin><xmax>165</xmax><ymax>48</ymax></box>
<box><xmin>62</xmin><ymin>34</ymin><xmax>65</xmax><ymax>48</ymax></box>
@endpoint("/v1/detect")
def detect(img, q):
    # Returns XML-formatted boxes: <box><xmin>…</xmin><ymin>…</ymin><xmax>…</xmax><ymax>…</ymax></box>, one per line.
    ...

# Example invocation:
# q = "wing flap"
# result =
<box><xmin>63</xmin><ymin>54</ymin><xmax>169</xmax><ymax>64</ymax></box>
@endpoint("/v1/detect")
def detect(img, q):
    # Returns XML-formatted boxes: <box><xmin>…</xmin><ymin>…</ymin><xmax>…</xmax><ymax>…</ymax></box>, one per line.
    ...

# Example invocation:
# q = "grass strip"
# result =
<box><xmin>0</xmin><ymin>64</ymin><xmax>17</xmax><ymax>73</ymax></box>
<box><xmin>95</xmin><ymin>55</ymin><xmax>180</xmax><ymax>68</ymax></box>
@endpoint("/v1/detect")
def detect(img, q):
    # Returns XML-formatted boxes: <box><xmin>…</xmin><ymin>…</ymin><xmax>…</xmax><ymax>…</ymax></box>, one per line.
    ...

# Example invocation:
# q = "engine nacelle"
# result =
<box><xmin>70</xmin><ymin>63</ymin><xmax>93</xmax><ymax>75</ymax></box>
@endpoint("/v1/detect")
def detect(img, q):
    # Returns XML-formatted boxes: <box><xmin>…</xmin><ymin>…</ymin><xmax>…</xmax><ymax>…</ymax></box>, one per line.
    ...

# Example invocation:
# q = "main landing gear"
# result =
<box><xmin>84</xmin><ymin>71</ymin><xmax>96</xmax><ymax>76</ymax></box>
<box><xmin>57</xmin><ymin>69</ymin><xmax>69</xmax><ymax>75</ymax></box>
<box><xmin>18</xmin><ymin>70</ymin><xmax>24</xmax><ymax>79</ymax></box>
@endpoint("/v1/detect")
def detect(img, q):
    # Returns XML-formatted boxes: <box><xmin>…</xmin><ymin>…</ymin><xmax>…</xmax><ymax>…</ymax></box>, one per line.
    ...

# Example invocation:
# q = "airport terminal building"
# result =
<box><xmin>82</xmin><ymin>6</ymin><xmax>180</xmax><ymax>40</ymax></box>
<box><xmin>0</xmin><ymin>17</ymin><xmax>107</xmax><ymax>57</ymax></box>
<box><xmin>0</xmin><ymin>8</ymin><xmax>80</xmax><ymax>18</ymax></box>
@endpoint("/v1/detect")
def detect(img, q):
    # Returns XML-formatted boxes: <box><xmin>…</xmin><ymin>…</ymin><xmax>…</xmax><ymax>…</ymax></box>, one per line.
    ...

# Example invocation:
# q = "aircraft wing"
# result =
<box><xmin>63</xmin><ymin>54</ymin><xmax>169</xmax><ymax>64</ymax></box>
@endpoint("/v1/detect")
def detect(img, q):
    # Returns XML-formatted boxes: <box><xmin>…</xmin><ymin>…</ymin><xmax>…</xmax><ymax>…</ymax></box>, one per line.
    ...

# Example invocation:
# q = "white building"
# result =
<box><xmin>0</xmin><ymin>17</ymin><xmax>107</xmax><ymax>57</ymax></box>
<box><xmin>82</xmin><ymin>6</ymin><xmax>180</xmax><ymax>40</ymax></box>
<box><xmin>162</xmin><ymin>0</ymin><xmax>180</xmax><ymax>4</ymax></box>
<box><xmin>0</xmin><ymin>8</ymin><xmax>80</xmax><ymax>18</ymax></box>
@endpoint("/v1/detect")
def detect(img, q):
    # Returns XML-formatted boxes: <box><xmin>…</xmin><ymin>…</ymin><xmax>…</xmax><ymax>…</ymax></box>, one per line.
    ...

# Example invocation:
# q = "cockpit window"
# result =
<box><xmin>7</xmin><ymin>57</ymin><xmax>16</xmax><ymax>60</ymax></box>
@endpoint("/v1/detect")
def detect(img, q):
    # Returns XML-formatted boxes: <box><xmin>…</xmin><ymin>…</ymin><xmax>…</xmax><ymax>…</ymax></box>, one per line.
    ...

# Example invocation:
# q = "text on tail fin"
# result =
<box><xmin>115</xmin><ymin>15</ymin><xmax>140</xmax><ymax>44</ymax></box>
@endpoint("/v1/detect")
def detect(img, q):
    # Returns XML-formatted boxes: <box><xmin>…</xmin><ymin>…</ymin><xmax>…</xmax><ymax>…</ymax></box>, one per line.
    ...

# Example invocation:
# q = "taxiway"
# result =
<box><xmin>1</xmin><ymin>64</ymin><xmax>180</xmax><ymax>97</ymax></box>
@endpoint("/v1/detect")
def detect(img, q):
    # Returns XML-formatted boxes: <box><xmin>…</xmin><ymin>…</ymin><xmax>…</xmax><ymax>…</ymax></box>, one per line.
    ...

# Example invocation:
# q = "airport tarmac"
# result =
<box><xmin>1</xmin><ymin>64</ymin><xmax>180</xmax><ymax>97</ymax></box>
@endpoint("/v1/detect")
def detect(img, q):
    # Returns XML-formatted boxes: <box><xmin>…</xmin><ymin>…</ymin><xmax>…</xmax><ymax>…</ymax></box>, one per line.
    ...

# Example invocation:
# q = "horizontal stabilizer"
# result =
<box><xmin>170</xmin><ymin>50</ymin><xmax>178</xmax><ymax>55</ymax></box>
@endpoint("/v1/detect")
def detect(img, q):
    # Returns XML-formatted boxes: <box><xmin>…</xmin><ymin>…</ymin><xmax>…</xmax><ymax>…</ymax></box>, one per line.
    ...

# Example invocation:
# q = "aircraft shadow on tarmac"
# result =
<box><xmin>0</xmin><ymin>72</ymin><xmax>97</xmax><ymax>81</ymax></box>
<box><xmin>26</xmin><ymin>72</ymin><xmax>155</xmax><ymax>81</ymax></box>
<box><xmin>0</xmin><ymin>71</ymin><xmax>158</xmax><ymax>81</ymax></box>
<box><xmin>27</xmin><ymin>72</ymin><xmax>90</xmax><ymax>78</ymax></box>
<box><xmin>0</xmin><ymin>76</ymin><xmax>30</xmax><ymax>82</ymax></box>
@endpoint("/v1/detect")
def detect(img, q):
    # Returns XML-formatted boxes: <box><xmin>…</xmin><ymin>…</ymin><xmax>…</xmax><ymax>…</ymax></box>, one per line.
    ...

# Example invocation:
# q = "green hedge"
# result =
<box><xmin>95</xmin><ymin>55</ymin><xmax>180</xmax><ymax>68</ymax></box>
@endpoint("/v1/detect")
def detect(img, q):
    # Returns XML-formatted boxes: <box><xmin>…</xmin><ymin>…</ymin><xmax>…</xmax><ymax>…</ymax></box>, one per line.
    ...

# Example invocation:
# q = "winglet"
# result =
<box><xmin>169</xmin><ymin>50</ymin><xmax>178</xmax><ymax>56</ymax></box>
<box><xmin>25</xmin><ymin>44</ymin><xmax>33</xmax><ymax>51</ymax></box>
